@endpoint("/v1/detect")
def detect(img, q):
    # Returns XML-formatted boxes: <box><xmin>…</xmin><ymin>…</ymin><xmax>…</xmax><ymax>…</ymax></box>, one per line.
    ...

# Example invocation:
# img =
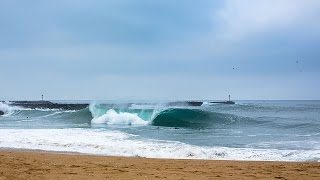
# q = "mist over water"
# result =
<box><xmin>0</xmin><ymin>100</ymin><xmax>320</xmax><ymax>161</ymax></box>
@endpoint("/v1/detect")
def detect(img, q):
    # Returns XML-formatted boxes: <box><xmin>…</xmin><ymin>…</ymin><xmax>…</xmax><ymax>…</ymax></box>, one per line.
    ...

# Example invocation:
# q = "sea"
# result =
<box><xmin>0</xmin><ymin>100</ymin><xmax>319</xmax><ymax>162</ymax></box>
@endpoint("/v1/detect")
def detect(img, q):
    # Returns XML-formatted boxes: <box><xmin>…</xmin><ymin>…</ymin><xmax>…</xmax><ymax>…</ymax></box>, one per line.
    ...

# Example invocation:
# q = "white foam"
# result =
<box><xmin>27</xmin><ymin>108</ymin><xmax>62</xmax><ymax>112</ymax></box>
<box><xmin>0</xmin><ymin>128</ymin><xmax>319</xmax><ymax>162</ymax></box>
<box><xmin>0</xmin><ymin>102</ymin><xmax>21</xmax><ymax>116</ymax></box>
<box><xmin>0</xmin><ymin>102</ymin><xmax>10</xmax><ymax>113</ymax></box>
<box><xmin>91</xmin><ymin>109</ymin><xmax>148</xmax><ymax>125</ymax></box>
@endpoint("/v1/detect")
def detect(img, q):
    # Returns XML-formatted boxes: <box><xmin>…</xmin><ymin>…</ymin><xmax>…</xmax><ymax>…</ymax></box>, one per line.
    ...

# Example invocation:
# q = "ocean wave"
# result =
<box><xmin>0</xmin><ymin>102</ymin><xmax>24</xmax><ymax>116</ymax></box>
<box><xmin>88</xmin><ymin>103</ymin><xmax>243</xmax><ymax>128</ymax></box>
<box><xmin>1</xmin><ymin>102</ymin><xmax>250</xmax><ymax>128</ymax></box>
<box><xmin>151</xmin><ymin>108</ymin><xmax>240</xmax><ymax>127</ymax></box>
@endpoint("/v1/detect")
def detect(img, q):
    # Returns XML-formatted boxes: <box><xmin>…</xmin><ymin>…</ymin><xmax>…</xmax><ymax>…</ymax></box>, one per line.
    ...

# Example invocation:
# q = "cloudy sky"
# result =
<box><xmin>1</xmin><ymin>0</ymin><xmax>320</xmax><ymax>100</ymax></box>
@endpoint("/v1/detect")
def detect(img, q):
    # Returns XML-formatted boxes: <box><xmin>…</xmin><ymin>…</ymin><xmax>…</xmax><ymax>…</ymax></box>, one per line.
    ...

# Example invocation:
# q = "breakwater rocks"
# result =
<box><xmin>10</xmin><ymin>101</ymin><xmax>89</xmax><ymax>110</ymax></box>
<box><xmin>167</xmin><ymin>101</ymin><xmax>203</xmax><ymax>106</ymax></box>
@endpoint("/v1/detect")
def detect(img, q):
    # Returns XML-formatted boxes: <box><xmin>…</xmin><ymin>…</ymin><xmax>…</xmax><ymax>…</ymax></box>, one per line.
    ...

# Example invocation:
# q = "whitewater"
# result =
<box><xmin>0</xmin><ymin>100</ymin><xmax>320</xmax><ymax>162</ymax></box>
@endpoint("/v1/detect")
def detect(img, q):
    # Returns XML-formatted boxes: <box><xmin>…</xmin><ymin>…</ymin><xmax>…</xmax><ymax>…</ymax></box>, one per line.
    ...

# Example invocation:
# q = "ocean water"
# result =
<box><xmin>0</xmin><ymin>100</ymin><xmax>319</xmax><ymax>162</ymax></box>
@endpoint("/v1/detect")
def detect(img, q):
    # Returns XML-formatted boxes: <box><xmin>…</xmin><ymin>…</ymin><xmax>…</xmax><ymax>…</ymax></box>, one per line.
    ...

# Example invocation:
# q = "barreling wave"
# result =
<box><xmin>89</xmin><ymin>103</ymin><xmax>242</xmax><ymax>128</ymax></box>
<box><xmin>1</xmin><ymin>102</ymin><xmax>245</xmax><ymax>128</ymax></box>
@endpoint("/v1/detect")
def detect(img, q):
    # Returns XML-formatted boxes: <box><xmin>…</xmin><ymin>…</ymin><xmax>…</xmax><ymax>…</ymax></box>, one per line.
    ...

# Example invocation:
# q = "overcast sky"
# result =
<box><xmin>1</xmin><ymin>0</ymin><xmax>320</xmax><ymax>100</ymax></box>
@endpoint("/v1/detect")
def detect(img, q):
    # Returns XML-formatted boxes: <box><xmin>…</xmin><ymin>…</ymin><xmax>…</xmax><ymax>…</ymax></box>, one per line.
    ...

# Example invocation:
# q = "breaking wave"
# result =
<box><xmin>88</xmin><ymin>103</ymin><xmax>242</xmax><ymax>128</ymax></box>
<box><xmin>0</xmin><ymin>102</ymin><xmax>22</xmax><ymax>116</ymax></box>
<box><xmin>1</xmin><ymin>102</ymin><xmax>245</xmax><ymax>128</ymax></box>
<box><xmin>91</xmin><ymin>109</ymin><xmax>148</xmax><ymax>125</ymax></box>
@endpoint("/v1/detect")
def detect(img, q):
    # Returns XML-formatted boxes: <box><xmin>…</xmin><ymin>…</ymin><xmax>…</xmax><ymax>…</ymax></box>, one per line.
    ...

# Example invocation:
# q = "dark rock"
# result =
<box><xmin>186</xmin><ymin>101</ymin><xmax>203</xmax><ymax>106</ymax></box>
<box><xmin>0</xmin><ymin>110</ymin><xmax>4</xmax><ymax>116</ymax></box>
<box><xmin>168</xmin><ymin>101</ymin><xmax>203</xmax><ymax>106</ymax></box>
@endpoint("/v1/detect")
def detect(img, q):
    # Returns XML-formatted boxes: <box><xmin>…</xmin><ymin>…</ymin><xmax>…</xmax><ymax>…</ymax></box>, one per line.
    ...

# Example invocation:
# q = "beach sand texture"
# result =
<box><xmin>0</xmin><ymin>150</ymin><xmax>319</xmax><ymax>180</ymax></box>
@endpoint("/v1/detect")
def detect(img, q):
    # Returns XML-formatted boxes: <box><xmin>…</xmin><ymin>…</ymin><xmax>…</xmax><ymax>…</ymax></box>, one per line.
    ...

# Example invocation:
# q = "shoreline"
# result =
<box><xmin>1</xmin><ymin>149</ymin><xmax>319</xmax><ymax>179</ymax></box>
<box><xmin>1</xmin><ymin>147</ymin><xmax>318</xmax><ymax>163</ymax></box>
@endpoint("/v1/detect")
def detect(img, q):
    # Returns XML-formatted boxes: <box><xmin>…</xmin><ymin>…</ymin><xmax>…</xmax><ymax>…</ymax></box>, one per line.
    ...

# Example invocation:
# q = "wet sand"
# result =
<box><xmin>0</xmin><ymin>150</ymin><xmax>319</xmax><ymax>180</ymax></box>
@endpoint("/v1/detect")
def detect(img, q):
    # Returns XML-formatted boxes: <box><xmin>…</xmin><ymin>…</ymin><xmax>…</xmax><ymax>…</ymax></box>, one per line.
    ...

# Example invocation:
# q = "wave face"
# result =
<box><xmin>151</xmin><ymin>108</ymin><xmax>237</xmax><ymax>128</ymax></box>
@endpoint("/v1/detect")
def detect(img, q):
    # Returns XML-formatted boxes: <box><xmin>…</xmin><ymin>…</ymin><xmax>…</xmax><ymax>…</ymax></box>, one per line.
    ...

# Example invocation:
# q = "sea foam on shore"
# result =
<box><xmin>0</xmin><ymin>128</ymin><xmax>319</xmax><ymax>161</ymax></box>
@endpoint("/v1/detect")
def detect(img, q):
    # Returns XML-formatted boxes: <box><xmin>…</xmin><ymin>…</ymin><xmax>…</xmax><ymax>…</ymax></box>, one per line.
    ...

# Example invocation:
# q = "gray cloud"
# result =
<box><xmin>0</xmin><ymin>0</ymin><xmax>320</xmax><ymax>100</ymax></box>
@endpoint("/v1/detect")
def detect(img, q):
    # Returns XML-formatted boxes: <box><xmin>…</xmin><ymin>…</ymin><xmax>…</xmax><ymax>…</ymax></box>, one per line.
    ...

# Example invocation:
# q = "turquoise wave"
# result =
<box><xmin>152</xmin><ymin>108</ymin><xmax>232</xmax><ymax>127</ymax></box>
<box><xmin>89</xmin><ymin>104</ymin><xmax>242</xmax><ymax>128</ymax></box>
<box><xmin>3</xmin><ymin>103</ymin><xmax>244</xmax><ymax>128</ymax></box>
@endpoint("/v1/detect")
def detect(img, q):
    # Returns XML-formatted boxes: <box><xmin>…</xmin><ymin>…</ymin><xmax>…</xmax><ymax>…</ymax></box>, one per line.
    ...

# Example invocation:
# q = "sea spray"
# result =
<box><xmin>91</xmin><ymin>109</ymin><xmax>148</xmax><ymax>125</ymax></box>
<box><xmin>0</xmin><ymin>102</ymin><xmax>19</xmax><ymax>116</ymax></box>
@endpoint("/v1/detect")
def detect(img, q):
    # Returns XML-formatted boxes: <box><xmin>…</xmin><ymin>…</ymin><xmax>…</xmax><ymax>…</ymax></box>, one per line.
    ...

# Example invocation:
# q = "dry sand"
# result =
<box><xmin>0</xmin><ymin>150</ymin><xmax>319</xmax><ymax>180</ymax></box>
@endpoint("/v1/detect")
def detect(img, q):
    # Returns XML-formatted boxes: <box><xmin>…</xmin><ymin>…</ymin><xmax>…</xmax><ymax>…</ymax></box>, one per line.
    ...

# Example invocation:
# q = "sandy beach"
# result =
<box><xmin>0</xmin><ymin>150</ymin><xmax>319</xmax><ymax>180</ymax></box>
